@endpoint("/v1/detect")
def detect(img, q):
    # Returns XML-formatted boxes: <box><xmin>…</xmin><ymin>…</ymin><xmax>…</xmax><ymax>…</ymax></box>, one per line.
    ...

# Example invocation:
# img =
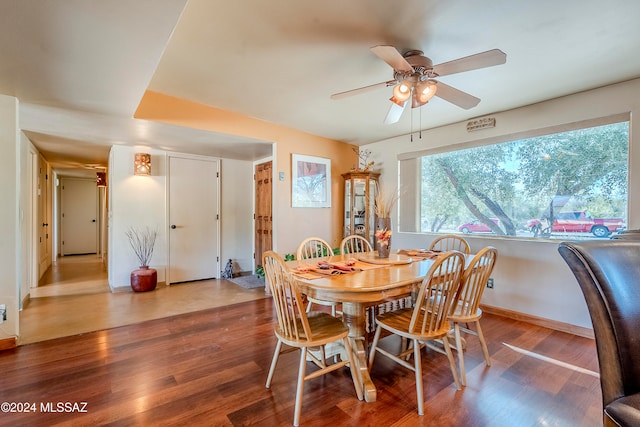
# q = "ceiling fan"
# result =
<box><xmin>331</xmin><ymin>46</ymin><xmax>507</xmax><ymax>124</ymax></box>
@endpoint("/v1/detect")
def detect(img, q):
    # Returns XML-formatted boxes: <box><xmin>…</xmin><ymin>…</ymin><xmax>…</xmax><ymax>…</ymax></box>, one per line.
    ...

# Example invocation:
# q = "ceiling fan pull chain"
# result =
<box><xmin>410</xmin><ymin>106</ymin><xmax>414</xmax><ymax>142</ymax></box>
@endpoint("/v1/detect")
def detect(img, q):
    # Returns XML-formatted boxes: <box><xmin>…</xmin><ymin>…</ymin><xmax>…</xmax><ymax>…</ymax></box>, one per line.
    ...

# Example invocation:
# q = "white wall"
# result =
<box><xmin>220</xmin><ymin>158</ymin><xmax>254</xmax><ymax>273</ymax></box>
<box><xmin>20</xmin><ymin>133</ymin><xmax>32</xmax><ymax>308</ymax></box>
<box><xmin>108</xmin><ymin>146</ymin><xmax>255</xmax><ymax>288</ymax></box>
<box><xmin>108</xmin><ymin>145</ymin><xmax>168</xmax><ymax>289</ymax></box>
<box><xmin>363</xmin><ymin>78</ymin><xmax>640</xmax><ymax>330</ymax></box>
<box><xmin>0</xmin><ymin>95</ymin><xmax>20</xmax><ymax>339</ymax></box>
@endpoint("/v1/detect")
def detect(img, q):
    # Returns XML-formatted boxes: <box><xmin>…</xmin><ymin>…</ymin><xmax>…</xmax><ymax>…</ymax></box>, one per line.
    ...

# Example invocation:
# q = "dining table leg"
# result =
<box><xmin>342</xmin><ymin>301</ymin><xmax>377</xmax><ymax>402</ymax></box>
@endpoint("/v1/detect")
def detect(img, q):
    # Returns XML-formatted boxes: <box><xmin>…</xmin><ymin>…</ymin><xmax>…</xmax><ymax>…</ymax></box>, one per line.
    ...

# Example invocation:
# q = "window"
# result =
<box><xmin>399</xmin><ymin>118</ymin><xmax>629</xmax><ymax>240</ymax></box>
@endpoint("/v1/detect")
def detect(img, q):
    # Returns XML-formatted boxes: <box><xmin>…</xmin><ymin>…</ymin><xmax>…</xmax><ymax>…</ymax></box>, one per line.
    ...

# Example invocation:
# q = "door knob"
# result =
<box><xmin>171</xmin><ymin>225</ymin><xmax>177</xmax><ymax>229</ymax></box>
<box><xmin>92</xmin><ymin>219</ymin><xmax>96</xmax><ymax>222</ymax></box>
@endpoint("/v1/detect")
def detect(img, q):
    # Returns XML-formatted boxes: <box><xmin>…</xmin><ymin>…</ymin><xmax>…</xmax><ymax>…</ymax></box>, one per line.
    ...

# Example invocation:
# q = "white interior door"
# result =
<box><xmin>168</xmin><ymin>156</ymin><xmax>219</xmax><ymax>283</ymax></box>
<box><xmin>60</xmin><ymin>178</ymin><xmax>97</xmax><ymax>255</ymax></box>
<box><xmin>37</xmin><ymin>155</ymin><xmax>51</xmax><ymax>276</ymax></box>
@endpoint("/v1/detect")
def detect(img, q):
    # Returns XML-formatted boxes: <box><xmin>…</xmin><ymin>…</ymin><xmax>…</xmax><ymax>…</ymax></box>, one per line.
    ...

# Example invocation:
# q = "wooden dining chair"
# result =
<box><xmin>263</xmin><ymin>251</ymin><xmax>363</xmax><ymax>426</ymax></box>
<box><xmin>297</xmin><ymin>237</ymin><xmax>334</xmax><ymax>259</ymax></box>
<box><xmin>429</xmin><ymin>234</ymin><xmax>471</xmax><ymax>254</ymax></box>
<box><xmin>296</xmin><ymin>237</ymin><xmax>340</xmax><ymax>316</ymax></box>
<box><xmin>340</xmin><ymin>234</ymin><xmax>409</xmax><ymax>334</ymax></box>
<box><xmin>448</xmin><ymin>246</ymin><xmax>498</xmax><ymax>385</ymax></box>
<box><xmin>340</xmin><ymin>234</ymin><xmax>373</xmax><ymax>255</ymax></box>
<box><xmin>368</xmin><ymin>251</ymin><xmax>465</xmax><ymax>415</ymax></box>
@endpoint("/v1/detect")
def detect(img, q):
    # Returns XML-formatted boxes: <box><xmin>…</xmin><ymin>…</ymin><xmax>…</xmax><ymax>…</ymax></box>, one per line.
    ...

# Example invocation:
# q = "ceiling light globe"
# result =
<box><xmin>393</xmin><ymin>83</ymin><xmax>411</xmax><ymax>102</ymax></box>
<box><xmin>416</xmin><ymin>81</ymin><xmax>437</xmax><ymax>103</ymax></box>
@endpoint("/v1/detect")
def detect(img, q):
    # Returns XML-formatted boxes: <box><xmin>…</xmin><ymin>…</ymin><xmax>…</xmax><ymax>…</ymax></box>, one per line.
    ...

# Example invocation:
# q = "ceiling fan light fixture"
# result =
<box><xmin>393</xmin><ymin>82</ymin><xmax>411</xmax><ymax>99</ymax></box>
<box><xmin>416</xmin><ymin>80</ymin><xmax>437</xmax><ymax>103</ymax></box>
<box><xmin>389</xmin><ymin>95</ymin><xmax>407</xmax><ymax>107</ymax></box>
<box><xmin>334</xmin><ymin>45</ymin><xmax>507</xmax><ymax>123</ymax></box>
<box><xmin>411</xmin><ymin>94</ymin><xmax>426</xmax><ymax>109</ymax></box>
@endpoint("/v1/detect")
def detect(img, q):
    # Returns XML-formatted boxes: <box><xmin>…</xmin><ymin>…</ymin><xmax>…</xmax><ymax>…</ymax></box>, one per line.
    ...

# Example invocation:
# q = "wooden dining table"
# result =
<box><xmin>289</xmin><ymin>251</ymin><xmax>441</xmax><ymax>403</ymax></box>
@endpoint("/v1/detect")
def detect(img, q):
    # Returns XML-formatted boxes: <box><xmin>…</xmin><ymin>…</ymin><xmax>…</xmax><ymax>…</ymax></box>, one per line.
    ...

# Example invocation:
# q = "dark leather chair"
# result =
<box><xmin>558</xmin><ymin>240</ymin><xmax>640</xmax><ymax>427</ymax></box>
<box><xmin>611</xmin><ymin>229</ymin><xmax>640</xmax><ymax>240</ymax></box>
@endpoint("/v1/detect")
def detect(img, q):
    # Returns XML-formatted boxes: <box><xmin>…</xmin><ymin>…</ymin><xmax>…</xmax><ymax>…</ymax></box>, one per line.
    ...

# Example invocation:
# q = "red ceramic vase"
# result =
<box><xmin>130</xmin><ymin>266</ymin><xmax>157</xmax><ymax>292</ymax></box>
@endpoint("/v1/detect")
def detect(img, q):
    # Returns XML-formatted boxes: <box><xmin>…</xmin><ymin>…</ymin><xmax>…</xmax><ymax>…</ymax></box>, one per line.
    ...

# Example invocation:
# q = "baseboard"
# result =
<box><xmin>0</xmin><ymin>337</ymin><xmax>17</xmax><ymax>351</ymax></box>
<box><xmin>111</xmin><ymin>281</ymin><xmax>168</xmax><ymax>292</ymax></box>
<box><xmin>481</xmin><ymin>304</ymin><xmax>594</xmax><ymax>339</ymax></box>
<box><xmin>22</xmin><ymin>293</ymin><xmax>31</xmax><ymax>309</ymax></box>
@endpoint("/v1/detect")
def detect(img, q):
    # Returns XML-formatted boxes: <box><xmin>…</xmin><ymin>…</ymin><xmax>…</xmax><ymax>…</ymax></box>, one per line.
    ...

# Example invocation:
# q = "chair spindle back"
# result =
<box><xmin>451</xmin><ymin>247</ymin><xmax>498</xmax><ymax>317</ymax></box>
<box><xmin>296</xmin><ymin>237</ymin><xmax>333</xmax><ymax>260</ymax></box>
<box><xmin>340</xmin><ymin>235</ymin><xmax>373</xmax><ymax>255</ymax></box>
<box><xmin>410</xmin><ymin>251</ymin><xmax>465</xmax><ymax>335</ymax></box>
<box><xmin>430</xmin><ymin>234</ymin><xmax>471</xmax><ymax>254</ymax></box>
<box><xmin>263</xmin><ymin>251</ymin><xmax>311</xmax><ymax>342</ymax></box>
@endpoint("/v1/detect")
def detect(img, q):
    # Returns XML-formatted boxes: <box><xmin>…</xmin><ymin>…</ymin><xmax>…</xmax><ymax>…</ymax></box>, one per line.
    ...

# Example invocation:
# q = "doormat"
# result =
<box><xmin>228</xmin><ymin>275</ymin><xmax>265</xmax><ymax>289</ymax></box>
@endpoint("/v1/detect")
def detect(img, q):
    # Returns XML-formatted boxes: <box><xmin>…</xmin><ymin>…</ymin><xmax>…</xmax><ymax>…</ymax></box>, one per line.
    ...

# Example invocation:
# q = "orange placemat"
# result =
<box><xmin>330</xmin><ymin>260</ymin><xmax>387</xmax><ymax>271</ymax></box>
<box><xmin>291</xmin><ymin>267</ymin><xmax>338</xmax><ymax>278</ymax></box>
<box><xmin>291</xmin><ymin>271</ymin><xmax>325</xmax><ymax>280</ymax></box>
<box><xmin>397</xmin><ymin>249</ymin><xmax>440</xmax><ymax>260</ymax></box>
<box><xmin>290</xmin><ymin>259</ymin><xmax>386</xmax><ymax>279</ymax></box>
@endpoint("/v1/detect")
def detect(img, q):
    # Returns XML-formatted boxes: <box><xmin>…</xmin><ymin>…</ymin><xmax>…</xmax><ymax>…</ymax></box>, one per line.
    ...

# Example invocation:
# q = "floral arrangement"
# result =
<box><xmin>375</xmin><ymin>228</ymin><xmax>392</xmax><ymax>246</ymax></box>
<box><xmin>374</xmin><ymin>185</ymin><xmax>397</xmax><ymax>257</ymax></box>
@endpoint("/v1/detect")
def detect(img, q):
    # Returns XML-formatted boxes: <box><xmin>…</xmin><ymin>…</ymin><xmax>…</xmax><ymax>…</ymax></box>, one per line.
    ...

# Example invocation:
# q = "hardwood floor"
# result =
<box><xmin>3</xmin><ymin>283</ymin><xmax>601</xmax><ymax>426</ymax></box>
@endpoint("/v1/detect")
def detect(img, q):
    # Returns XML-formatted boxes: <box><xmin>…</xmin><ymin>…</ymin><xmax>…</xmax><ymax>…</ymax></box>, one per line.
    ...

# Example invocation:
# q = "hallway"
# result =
<box><xmin>19</xmin><ymin>255</ymin><xmax>267</xmax><ymax>345</ymax></box>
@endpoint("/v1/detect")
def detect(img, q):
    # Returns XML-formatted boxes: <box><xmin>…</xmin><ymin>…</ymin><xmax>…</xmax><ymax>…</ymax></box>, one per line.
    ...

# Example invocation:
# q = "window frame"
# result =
<box><xmin>397</xmin><ymin>113</ymin><xmax>630</xmax><ymax>240</ymax></box>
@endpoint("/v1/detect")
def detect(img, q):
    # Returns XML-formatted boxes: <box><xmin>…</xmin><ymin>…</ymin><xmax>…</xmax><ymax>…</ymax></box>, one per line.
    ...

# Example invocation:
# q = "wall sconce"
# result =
<box><xmin>134</xmin><ymin>153</ymin><xmax>151</xmax><ymax>176</ymax></box>
<box><xmin>96</xmin><ymin>171</ymin><xmax>107</xmax><ymax>187</ymax></box>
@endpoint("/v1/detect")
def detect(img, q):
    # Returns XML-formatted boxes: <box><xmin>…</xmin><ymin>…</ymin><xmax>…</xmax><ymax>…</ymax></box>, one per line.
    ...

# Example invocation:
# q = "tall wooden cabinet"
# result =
<box><xmin>342</xmin><ymin>171</ymin><xmax>379</xmax><ymax>244</ymax></box>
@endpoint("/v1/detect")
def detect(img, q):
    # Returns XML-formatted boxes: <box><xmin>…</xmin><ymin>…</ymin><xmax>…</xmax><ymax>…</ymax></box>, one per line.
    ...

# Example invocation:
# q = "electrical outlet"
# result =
<box><xmin>486</xmin><ymin>278</ymin><xmax>494</xmax><ymax>289</ymax></box>
<box><xmin>0</xmin><ymin>304</ymin><xmax>5</xmax><ymax>323</ymax></box>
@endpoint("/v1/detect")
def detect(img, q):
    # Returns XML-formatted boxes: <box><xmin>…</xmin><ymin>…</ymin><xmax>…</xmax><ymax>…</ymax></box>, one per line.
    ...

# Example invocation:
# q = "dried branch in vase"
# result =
<box><xmin>351</xmin><ymin>147</ymin><xmax>375</xmax><ymax>172</ymax></box>
<box><xmin>126</xmin><ymin>226</ymin><xmax>158</xmax><ymax>267</ymax></box>
<box><xmin>374</xmin><ymin>186</ymin><xmax>399</xmax><ymax>218</ymax></box>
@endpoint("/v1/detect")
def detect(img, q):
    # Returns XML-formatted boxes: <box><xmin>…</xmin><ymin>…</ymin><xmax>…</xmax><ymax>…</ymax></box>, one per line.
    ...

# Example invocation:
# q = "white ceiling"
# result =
<box><xmin>3</xmin><ymin>0</ymin><xmax>640</xmax><ymax>177</ymax></box>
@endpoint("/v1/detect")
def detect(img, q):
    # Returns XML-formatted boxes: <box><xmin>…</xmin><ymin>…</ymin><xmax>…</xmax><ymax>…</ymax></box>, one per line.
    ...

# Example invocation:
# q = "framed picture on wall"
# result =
<box><xmin>292</xmin><ymin>154</ymin><xmax>331</xmax><ymax>208</ymax></box>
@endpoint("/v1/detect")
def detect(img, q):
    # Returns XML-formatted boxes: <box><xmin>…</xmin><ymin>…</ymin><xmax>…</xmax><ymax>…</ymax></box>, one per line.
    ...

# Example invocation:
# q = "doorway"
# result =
<box><xmin>60</xmin><ymin>178</ymin><xmax>98</xmax><ymax>255</ymax></box>
<box><xmin>254</xmin><ymin>160</ymin><xmax>273</xmax><ymax>267</ymax></box>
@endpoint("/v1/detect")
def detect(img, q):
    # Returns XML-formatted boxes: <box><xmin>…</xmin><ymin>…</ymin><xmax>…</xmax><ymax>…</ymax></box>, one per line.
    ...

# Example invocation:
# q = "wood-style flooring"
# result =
<box><xmin>2</xmin><ymin>256</ymin><xmax>602</xmax><ymax>426</ymax></box>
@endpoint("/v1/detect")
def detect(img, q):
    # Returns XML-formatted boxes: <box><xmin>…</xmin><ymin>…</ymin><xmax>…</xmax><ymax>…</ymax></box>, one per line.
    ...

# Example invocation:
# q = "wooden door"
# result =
<box><xmin>168</xmin><ymin>156</ymin><xmax>219</xmax><ymax>284</ymax></box>
<box><xmin>60</xmin><ymin>178</ymin><xmax>97</xmax><ymax>255</ymax></box>
<box><xmin>255</xmin><ymin>161</ymin><xmax>272</xmax><ymax>267</ymax></box>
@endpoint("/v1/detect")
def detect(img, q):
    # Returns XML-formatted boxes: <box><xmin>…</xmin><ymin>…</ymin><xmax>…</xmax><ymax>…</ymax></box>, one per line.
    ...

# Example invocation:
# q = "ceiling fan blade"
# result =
<box><xmin>384</xmin><ymin>101</ymin><xmax>406</xmax><ymax>124</ymax></box>
<box><xmin>434</xmin><ymin>81</ymin><xmax>480</xmax><ymax>109</ymax></box>
<box><xmin>370</xmin><ymin>45</ymin><xmax>413</xmax><ymax>72</ymax></box>
<box><xmin>331</xmin><ymin>80</ymin><xmax>395</xmax><ymax>100</ymax></box>
<box><xmin>433</xmin><ymin>49</ymin><xmax>506</xmax><ymax>77</ymax></box>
